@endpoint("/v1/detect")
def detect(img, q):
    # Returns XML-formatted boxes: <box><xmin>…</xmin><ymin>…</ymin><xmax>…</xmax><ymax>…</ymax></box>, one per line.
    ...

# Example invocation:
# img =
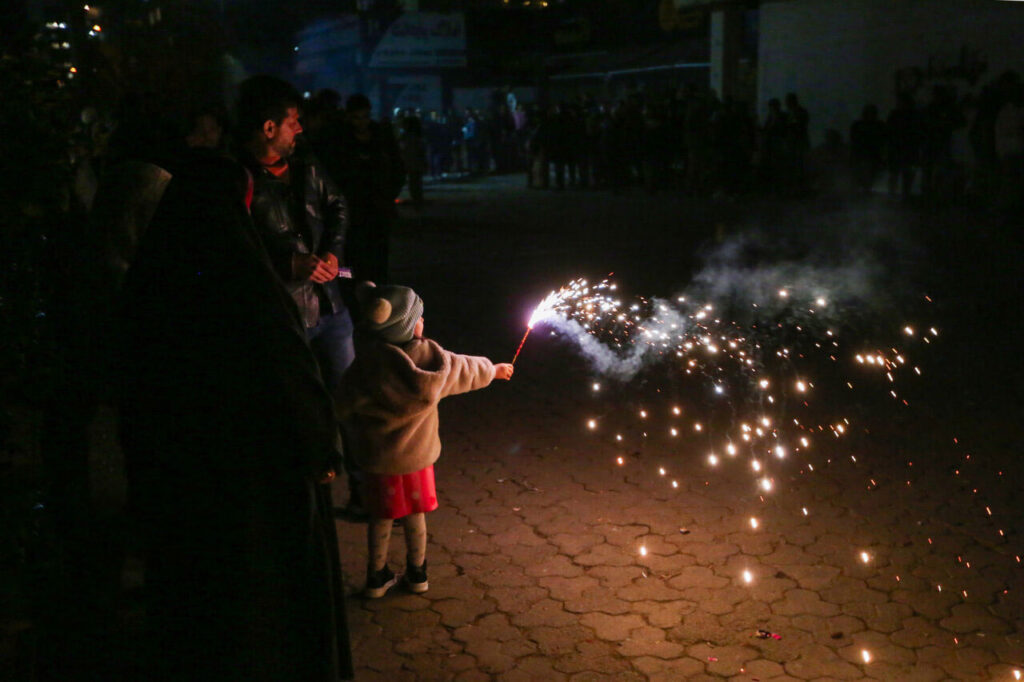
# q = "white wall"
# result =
<box><xmin>758</xmin><ymin>0</ymin><xmax>1024</xmax><ymax>145</ymax></box>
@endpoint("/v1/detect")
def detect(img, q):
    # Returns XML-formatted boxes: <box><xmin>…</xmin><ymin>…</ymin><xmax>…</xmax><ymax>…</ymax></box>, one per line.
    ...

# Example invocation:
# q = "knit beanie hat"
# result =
<box><xmin>361</xmin><ymin>283</ymin><xmax>424</xmax><ymax>344</ymax></box>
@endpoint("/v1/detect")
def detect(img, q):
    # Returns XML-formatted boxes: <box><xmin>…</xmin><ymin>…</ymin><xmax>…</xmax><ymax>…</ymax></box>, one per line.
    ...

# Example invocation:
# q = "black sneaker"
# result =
<box><xmin>402</xmin><ymin>561</ymin><xmax>428</xmax><ymax>594</ymax></box>
<box><xmin>364</xmin><ymin>565</ymin><xmax>398</xmax><ymax>599</ymax></box>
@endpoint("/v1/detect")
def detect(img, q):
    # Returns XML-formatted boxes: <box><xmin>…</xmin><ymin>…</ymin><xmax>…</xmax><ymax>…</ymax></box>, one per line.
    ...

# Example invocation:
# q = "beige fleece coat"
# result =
<box><xmin>338</xmin><ymin>337</ymin><xmax>495</xmax><ymax>475</ymax></box>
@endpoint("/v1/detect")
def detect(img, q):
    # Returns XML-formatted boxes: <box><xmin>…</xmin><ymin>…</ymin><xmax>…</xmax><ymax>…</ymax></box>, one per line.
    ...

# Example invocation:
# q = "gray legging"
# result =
<box><xmin>368</xmin><ymin>513</ymin><xmax>427</xmax><ymax>570</ymax></box>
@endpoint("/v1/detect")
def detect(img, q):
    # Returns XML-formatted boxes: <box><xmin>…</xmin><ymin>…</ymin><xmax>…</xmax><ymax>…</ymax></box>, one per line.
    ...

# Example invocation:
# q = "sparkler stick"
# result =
<box><xmin>511</xmin><ymin>325</ymin><xmax>532</xmax><ymax>365</ymax></box>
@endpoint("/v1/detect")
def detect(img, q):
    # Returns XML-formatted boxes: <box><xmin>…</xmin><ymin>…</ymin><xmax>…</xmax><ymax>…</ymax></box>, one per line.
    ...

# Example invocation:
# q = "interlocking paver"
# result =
<box><xmin>566</xmin><ymin>671</ymin><xmax>644</xmax><ymax>681</ymax></box>
<box><xmin>431</xmin><ymin>597</ymin><xmax>498</xmax><ymax>628</ymax></box>
<box><xmin>862</xmin><ymin>662</ymin><xmax>947</xmax><ymax>681</ymax></box>
<box><xmin>486</xmin><ymin>585</ymin><xmax>549</xmax><ymax>614</ymax></box>
<box><xmin>585</xmin><ymin>565</ymin><xmax>643</xmax><ymax>587</ymax></box>
<box><xmin>782</xmin><ymin>643</ymin><xmax>864</xmax><ymax>679</ymax></box>
<box><xmin>563</xmin><ymin>586</ymin><xmax>632</xmax><ymax>615</ymax></box>
<box><xmin>547</xmin><ymin>532</ymin><xmax>604</xmax><ymax>555</ymax></box>
<box><xmin>453</xmin><ymin>666</ymin><xmax>494</xmax><ymax>681</ymax></box>
<box><xmin>574</xmin><ymin>543</ymin><xmax>636</xmax><ymax>567</ymax></box>
<box><xmin>688</xmin><ymin>642</ymin><xmax>761</xmax><ymax>676</ymax></box>
<box><xmin>523</xmin><ymin>553</ymin><xmax>585</xmax><ymax>578</ymax></box>
<box><xmin>633</xmin><ymin>599</ymin><xmax>696</xmax><ymax>628</ymax></box>
<box><xmin>592</xmin><ymin>523</ymin><xmax>650</xmax><ymax>547</ymax></box>
<box><xmin>374</xmin><ymin>608</ymin><xmax>443</xmax><ymax>641</ymax></box>
<box><xmin>419</xmin><ymin>574</ymin><xmax>487</xmax><ymax>602</ymax></box>
<box><xmin>538</xmin><ymin>574</ymin><xmax>599</xmax><ymax>602</ymax></box>
<box><xmin>632</xmin><ymin>655</ymin><xmax>705</xmax><ymax>677</ymax></box>
<box><xmin>525</xmin><ymin>624</ymin><xmax>592</xmax><ymax>655</ymax></box>
<box><xmin>772</xmin><ymin>588</ymin><xmax>842</xmax><ymax>617</ymax></box>
<box><xmin>501</xmin><ymin>655</ymin><xmax>569</xmax><ymax>681</ymax></box>
<box><xmin>858</xmin><ymin>601</ymin><xmax>914</xmax><ymax>634</ymax></box>
<box><xmin>509</xmin><ymin>598</ymin><xmax>578</xmax><ymax>628</ymax></box>
<box><xmin>940</xmin><ymin>602</ymin><xmax>1015</xmax><ymax>634</ymax></box>
<box><xmin>460</xmin><ymin>639</ymin><xmax>517</xmax><ymax>675</ymax></box>
<box><xmin>666</xmin><ymin>564</ymin><xmax>731</xmax><ymax>590</ymax></box>
<box><xmin>892</xmin><ymin>587</ymin><xmax>960</xmax><ymax>619</ymax></box>
<box><xmin>744</xmin><ymin>657</ymin><xmax>786</xmax><ymax>678</ymax></box>
<box><xmin>617</xmin><ymin>625</ymin><xmax>686</xmax><ymax>658</ymax></box>
<box><xmin>552</xmin><ymin>651</ymin><xmax>634</xmax><ymax>675</ymax></box>
<box><xmin>616</xmin><ymin>576</ymin><xmax>686</xmax><ymax>602</ymax></box>
<box><xmin>578</xmin><ymin>612</ymin><xmax>647</xmax><ymax>641</ymax></box>
<box><xmin>668</xmin><ymin>609</ymin><xmax>731</xmax><ymax>644</ymax></box>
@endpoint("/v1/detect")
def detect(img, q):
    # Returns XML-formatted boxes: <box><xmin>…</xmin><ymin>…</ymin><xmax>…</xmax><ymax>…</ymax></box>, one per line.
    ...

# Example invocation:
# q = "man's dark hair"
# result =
<box><xmin>236</xmin><ymin>75</ymin><xmax>302</xmax><ymax>140</ymax></box>
<box><xmin>185</xmin><ymin>103</ymin><xmax>228</xmax><ymax>136</ymax></box>
<box><xmin>345</xmin><ymin>93</ymin><xmax>372</xmax><ymax>113</ymax></box>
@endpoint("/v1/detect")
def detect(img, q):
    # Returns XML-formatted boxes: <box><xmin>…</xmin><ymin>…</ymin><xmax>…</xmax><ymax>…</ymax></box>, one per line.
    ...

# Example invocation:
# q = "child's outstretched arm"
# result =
<box><xmin>440</xmin><ymin>352</ymin><xmax>512</xmax><ymax>397</ymax></box>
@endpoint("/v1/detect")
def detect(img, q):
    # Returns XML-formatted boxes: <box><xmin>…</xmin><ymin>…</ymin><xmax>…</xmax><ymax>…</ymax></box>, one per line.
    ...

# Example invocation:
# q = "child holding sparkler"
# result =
<box><xmin>338</xmin><ymin>283</ymin><xmax>514</xmax><ymax>597</ymax></box>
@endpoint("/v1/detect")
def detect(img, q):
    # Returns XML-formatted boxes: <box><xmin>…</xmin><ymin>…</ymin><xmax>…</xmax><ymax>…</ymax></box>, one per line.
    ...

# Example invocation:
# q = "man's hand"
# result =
<box><xmin>318</xmin><ymin>252</ymin><xmax>340</xmax><ymax>281</ymax></box>
<box><xmin>494</xmin><ymin>363</ymin><xmax>514</xmax><ymax>380</ymax></box>
<box><xmin>293</xmin><ymin>254</ymin><xmax>336</xmax><ymax>283</ymax></box>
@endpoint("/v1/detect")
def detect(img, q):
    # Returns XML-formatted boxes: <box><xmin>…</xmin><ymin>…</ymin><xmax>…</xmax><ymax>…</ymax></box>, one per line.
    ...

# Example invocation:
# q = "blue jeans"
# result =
<box><xmin>306</xmin><ymin>309</ymin><xmax>358</xmax><ymax>489</ymax></box>
<box><xmin>305</xmin><ymin>308</ymin><xmax>355</xmax><ymax>393</ymax></box>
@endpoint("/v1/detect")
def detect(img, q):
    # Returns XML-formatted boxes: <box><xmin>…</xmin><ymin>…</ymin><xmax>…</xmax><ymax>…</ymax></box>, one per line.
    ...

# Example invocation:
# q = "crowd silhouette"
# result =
<box><xmin>368</xmin><ymin>72</ymin><xmax>1023</xmax><ymax>214</ymax></box>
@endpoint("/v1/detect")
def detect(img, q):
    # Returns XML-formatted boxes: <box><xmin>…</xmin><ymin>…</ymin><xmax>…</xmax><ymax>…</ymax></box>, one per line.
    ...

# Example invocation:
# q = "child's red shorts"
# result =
<box><xmin>362</xmin><ymin>465</ymin><xmax>439</xmax><ymax>519</ymax></box>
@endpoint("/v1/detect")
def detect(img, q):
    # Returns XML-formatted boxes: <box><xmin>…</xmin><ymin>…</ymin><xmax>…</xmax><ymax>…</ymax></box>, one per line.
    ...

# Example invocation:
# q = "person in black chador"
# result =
<box><xmin>117</xmin><ymin>153</ymin><xmax>354</xmax><ymax>681</ymax></box>
<box><xmin>335</xmin><ymin>94</ymin><xmax>405</xmax><ymax>285</ymax></box>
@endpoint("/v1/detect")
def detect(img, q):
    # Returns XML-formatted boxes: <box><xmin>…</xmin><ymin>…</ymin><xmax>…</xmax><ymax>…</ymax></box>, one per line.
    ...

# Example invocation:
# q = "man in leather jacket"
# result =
<box><xmin>237</xmin><ymin>76</ymin><xmax>363</xmax><ymax>511</ymax></box>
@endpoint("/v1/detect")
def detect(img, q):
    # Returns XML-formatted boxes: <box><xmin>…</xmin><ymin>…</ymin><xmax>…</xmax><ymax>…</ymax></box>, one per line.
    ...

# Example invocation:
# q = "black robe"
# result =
<box><xmin>117</xmin><ymin>154</ymin><xmax>353</xmax><ymax>681</ymax></box>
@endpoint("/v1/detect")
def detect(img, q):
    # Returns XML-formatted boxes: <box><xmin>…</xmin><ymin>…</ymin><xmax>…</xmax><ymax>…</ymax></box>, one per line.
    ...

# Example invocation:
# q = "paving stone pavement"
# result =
<box><xmin>332</xmin><ymin>178</ymin><xmax>1024</xmax><ymax>680</ymax></box>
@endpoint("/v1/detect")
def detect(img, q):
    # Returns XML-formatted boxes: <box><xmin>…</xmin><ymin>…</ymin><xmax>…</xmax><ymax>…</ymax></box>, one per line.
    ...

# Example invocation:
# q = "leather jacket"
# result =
<box><xmin>246</xmin><ymin>150</ymin><xmax>349</xmax><ymax>329</ymax></box>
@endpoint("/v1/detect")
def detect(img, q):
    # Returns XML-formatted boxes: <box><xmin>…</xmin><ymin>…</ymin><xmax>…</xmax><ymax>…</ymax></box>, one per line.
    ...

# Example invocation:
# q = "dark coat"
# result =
<box><xmin>117</xmin><ymin>154</ymin><xmax>353</xmax><ymax>681</ymax></box>
<box><xmin>332</xmin><ymin>121</ymin><xmax>405</xmax><ymax>283</ymax></box>
<box><xmin>246</xmin><ymin>150</ymin><xmax>349</xmax><ymax>329</ymax></box>
<box><xmin>333</xmin><ymin>120</ymin><xmax>405</xmax><ymax>219</ymax></box>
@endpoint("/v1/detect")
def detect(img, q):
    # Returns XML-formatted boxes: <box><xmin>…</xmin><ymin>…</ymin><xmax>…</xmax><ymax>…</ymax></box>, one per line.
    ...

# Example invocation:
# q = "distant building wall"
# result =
<box><xmin>758</xmin><ymin>0</ymin><xmax>1024</xmax><ymax>145</ymax></box>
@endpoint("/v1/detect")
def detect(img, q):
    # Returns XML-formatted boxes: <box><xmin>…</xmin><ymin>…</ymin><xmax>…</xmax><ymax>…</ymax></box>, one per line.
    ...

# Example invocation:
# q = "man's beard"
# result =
<box><xmin>274</xmin><ymin>140</ymin><xmax>296</xmax><ymax>159</ymax></box>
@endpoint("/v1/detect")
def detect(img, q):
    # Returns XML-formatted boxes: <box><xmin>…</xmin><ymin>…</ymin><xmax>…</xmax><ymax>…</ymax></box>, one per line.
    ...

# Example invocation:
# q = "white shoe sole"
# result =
<box><xmin>364</xmin><ymin>577</ymin><xmax>398</xmax><ymax>599</ymax></box>
<box><xmin>403</xmin><ymin>578</ymin><xmax>429</xmax><ymax>594</ymax></box>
